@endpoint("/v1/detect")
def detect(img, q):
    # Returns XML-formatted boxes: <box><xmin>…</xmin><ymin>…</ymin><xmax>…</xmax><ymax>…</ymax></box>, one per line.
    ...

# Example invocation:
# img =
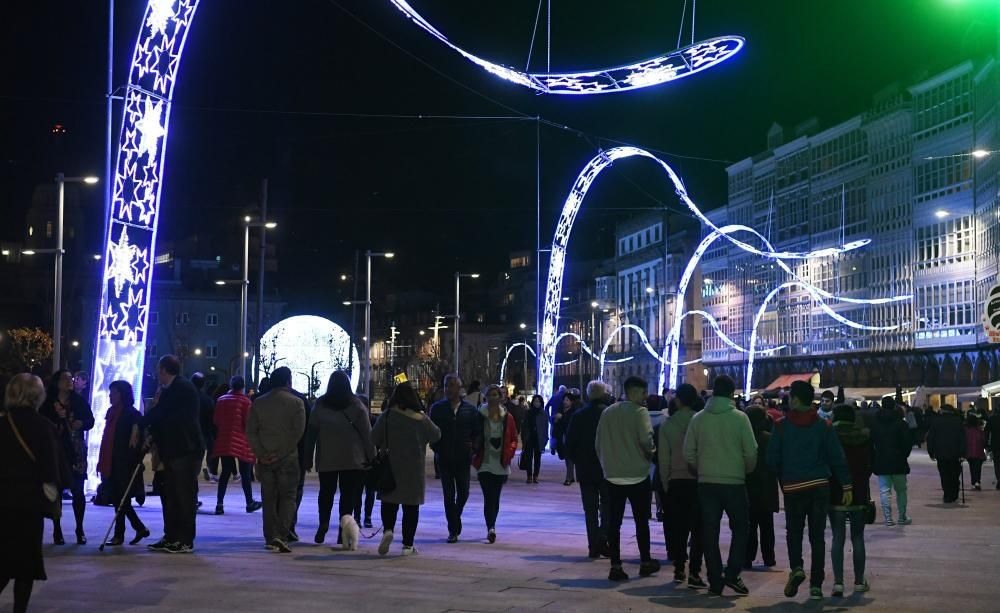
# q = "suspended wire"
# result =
<box><xmin>525</xmin><ymin>0</ymin><xmax>544</xmax><ymax>71</ymax></box>
<box><xmin>547</xmin><ymin>0</ymin><xmax>552</xmax><ymax>72</ymax></box>
<box><xmin>675</xmin><ymin>0</ymin><xmax>688</xmax><ymax>50</ymax></box>
<box><xmin>691</xmin><ymin>0</ymin><xmax>697</xmax><ymax>45</ymax></box>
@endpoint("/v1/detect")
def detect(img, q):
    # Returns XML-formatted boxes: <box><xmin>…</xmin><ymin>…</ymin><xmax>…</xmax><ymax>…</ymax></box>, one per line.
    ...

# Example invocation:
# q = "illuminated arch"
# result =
<box><xmin>389</xmin><ymin>1</ymin><xmax>744</xmax><ymax>95</ymax></box>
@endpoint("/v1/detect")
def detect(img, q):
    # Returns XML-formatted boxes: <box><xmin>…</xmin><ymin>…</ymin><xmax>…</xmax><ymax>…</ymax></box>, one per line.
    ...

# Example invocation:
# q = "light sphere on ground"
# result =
<box><xmin>257</xmin><ymin>315</ymin><xmax>361</xmax><ymax>393</ymax></box>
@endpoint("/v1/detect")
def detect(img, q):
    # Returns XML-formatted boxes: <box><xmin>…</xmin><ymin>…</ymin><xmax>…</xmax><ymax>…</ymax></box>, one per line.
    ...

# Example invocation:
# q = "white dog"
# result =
<box><xmin>340</xmin><ymin>515</ymin><xmax>360</xmax><ymax>551</ymax></box>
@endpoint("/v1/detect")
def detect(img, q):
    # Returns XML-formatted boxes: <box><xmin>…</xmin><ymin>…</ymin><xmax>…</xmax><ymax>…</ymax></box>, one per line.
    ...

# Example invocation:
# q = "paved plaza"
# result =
<box><xmin>15</xmin><ymin>450</ymin><xmax>1000</xmax><ymax>612</ymax></box>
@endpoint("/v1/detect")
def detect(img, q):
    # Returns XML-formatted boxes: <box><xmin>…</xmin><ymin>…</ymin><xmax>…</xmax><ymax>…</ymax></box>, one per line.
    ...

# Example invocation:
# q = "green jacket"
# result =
<box><xmin>683</xmin><ymin>396</ymin><xmax>757</xmax><ymax>485</ymax></box>
<box><xmin>596</xmin><ymin>400</ymin><xmax>654</xmax><ymax>482</ymax></box>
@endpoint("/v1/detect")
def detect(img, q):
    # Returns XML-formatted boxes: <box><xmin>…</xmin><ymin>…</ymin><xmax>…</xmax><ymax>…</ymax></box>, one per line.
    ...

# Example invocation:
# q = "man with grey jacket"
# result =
<box><xmin>247</xmin><ymin>367</ymin><xmax>306</xmax><ymax>553</ymax></box>
<box><xmin>683</xmin><ymin>375</ymin><xmax>757</xmax><ymax>597</ymax></box>
<box><xmin>596</xmin><ymin>376</ymin><xmax>659</xmax><ymax>581</ymax></box>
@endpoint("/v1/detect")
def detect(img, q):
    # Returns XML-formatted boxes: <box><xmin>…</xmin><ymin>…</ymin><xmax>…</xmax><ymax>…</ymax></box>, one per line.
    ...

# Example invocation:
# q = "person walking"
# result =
<box><xmin>305</xmin><ymin>370</ymin><xmax>374</xmax><ymax>545</ymax></box>
<box><xmin>429</xmin><ymin>374</ymin><xmax>478</xmax><ymax>543</ymax></box>
<box><xmin>1</xmin><ymin>374</ymin><xmax>60</xmax><ymax>613</ymax></box>
<box><xmin>744</xmin><ymin>406</ymin><xmax>778</xmax><ymax>570</ymax></box>
<box><xmin>246</xmin><ymin>366</ymin><xmax>307</xmax><ymax>553</ymax></box>
<box><xmin>141</xmin><ymin>355</ymin><xmax>205</xmax><ymax>554</ymax></box>
<box><xmin>828</xmin><ymin>404</ymin><xmax>873</xmax><ymax>598</ymax></box>
<box><xmin>98</xmin><ymin>380</ymin><xmax>150</xmax><ymax>547</ymax></box>
<box><xmin>767</xmin><ymin>380</ymin><xmax>852</xmax><ymax>601</ymax></box>
<box><xmin>927</xmin><ymin>404</ymin><xmax>966</xmax><ymax>503</ymax></box>
<box><xmin>964</xmin><ymin>414</ymin><xmax>986</xmax><ymax>491</ymax></box>
<box><xmin>566</xmin><ymin>381</ymin><xmax>612</xmax><ymax>559</ymax></box>
<box><xmin>817</xmin><ymin>390</ymin><xmax>835</xmax><ymax>422</ymax></box>
<box><xmin>192</xmin><ymin>373</ymin><xmax>218</xmax><ymax>484</ymax></box>
<box><xmin>659</xmin><ymin>384</ymin><xmax>707</xmax><ymax>588</ymax></box>
<box><xmin>985</xmin><ymin>408</ymin><xmax>1000</xmax><ymax>489</ymax></box>
<box><xmin>465</xmin><ymin>380</ymin><xmax>484</xmax><ymax>408</ymax></box>
<box><xmin>520</xmin><ymin>395</ymin><xmax>547</xmax><ymax>483</ymax></box>
<box><xmin>596</xmin><ymin>376</ymin><xmax>659</xmax><ymax>582</ymax></box>
<box><xmin>212</xmin><ymin>376</ymin><xmax>261</xmax><ymax>516</ymax></box>
<box><xmin>40</xmin><ymin>369</ymin><xmax>94</xmax><ymax>545</ymax></box>
<box><xmin>374</xmin><ymin>382</ymin><xmax>442</xmax><ymax>556</ymax></box>
<box><xmin>683</xmin><ymin>375</ymin><xmax>757</xmax><ymax>596</ymax></box>
<box><xmin>553</xmin><ymin>390</ymin><xmax>580</xmax><ymax>486</ymax></box>
<box><xmin>472</xmin><ymin>385</ymin><xmax>519</xmax><ymax>543</ymax></box>
<box><xmin>871</xmin><ymin>396</ymin><xmax>912</xmax><ymax>526</ymax></box>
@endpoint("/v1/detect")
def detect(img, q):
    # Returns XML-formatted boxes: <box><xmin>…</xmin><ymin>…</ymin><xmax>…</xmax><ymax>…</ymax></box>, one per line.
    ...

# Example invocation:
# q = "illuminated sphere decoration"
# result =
<box><xmin>258</xmin><ymin>316</ymin><xmax>361</xmax><ymax>394</ymax></box>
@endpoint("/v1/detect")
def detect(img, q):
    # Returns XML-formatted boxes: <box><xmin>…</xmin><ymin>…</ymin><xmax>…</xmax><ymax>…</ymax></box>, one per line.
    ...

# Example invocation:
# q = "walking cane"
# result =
<box><xmin>98</xmin><ymin>462</ymin><xmax>144</xmax><ymax>552</ymax></box>
<box><xmin>960</xmin><ymin>459</ymin><xmax>965</xmax><ymax>505</ymax></box>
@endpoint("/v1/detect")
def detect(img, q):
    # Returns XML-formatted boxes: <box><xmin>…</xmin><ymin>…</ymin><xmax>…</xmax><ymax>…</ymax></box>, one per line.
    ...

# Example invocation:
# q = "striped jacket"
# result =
<box><xmin>766</xmin><ymin>408</ymin><xmax>852</xmax><ymax>496</ymax></box>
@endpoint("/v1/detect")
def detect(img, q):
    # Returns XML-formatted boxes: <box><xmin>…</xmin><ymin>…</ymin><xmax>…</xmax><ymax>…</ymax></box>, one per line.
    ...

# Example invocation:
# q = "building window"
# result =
<box><xmin>510</xmin><ymin>255</ymin><xmax>529</xmax><ymax>268</ymax></box>
<box><xmin>45</xmin><ymin>222</ymin><xmax>53</xmax><ymax>239</ymax></box>
<box><xmin>206</xmin><ymin>313</ymin><xmax>219</xmax><ymax>327</ymax></box>
<box><xmin>176</xmin><ymin>312</ymin><xmax>189</xmax><ymax>325</ymax></box>
<box><xmin>206</xmin><ymin>343</ymin><xmax>219</xmax><ymax>358</ymax></box>
<box><xmin>150</xmin><ymin>311</ymin><xmax>159</xmax><ymax>326</ymax></box>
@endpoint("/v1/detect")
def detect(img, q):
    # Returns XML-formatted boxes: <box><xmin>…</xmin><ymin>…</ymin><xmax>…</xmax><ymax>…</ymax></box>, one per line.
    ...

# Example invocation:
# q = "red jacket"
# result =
<box><xmin>965</xmin><ymin>426</ymin><xmax>986</xmax><ymax>460</ymax></box>
<box><xmin>472</xmin><ymin>410</ymin><xmax>519</xmax><ymax>470</ymax></box>
<box><xmin>212</xmin><ymin>391</ymin><xmax>256</xmax><ymax>463</ymax></box>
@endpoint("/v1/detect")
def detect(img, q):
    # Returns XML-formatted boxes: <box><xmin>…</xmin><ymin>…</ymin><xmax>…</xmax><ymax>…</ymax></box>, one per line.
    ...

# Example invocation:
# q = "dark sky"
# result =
<box><xmin>3</xmin><ymin>0</ymin><xmax>997</xmax><ymax>310</ymax></box>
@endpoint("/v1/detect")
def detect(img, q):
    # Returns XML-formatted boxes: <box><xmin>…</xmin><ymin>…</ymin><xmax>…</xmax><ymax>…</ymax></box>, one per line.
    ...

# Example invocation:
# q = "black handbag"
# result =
<box><xmin>344</xmin><ymin>408</ymin><xmax>395</xmax><ymax>494</ymax></box>
<box><xmin>864</xmin><ymin>499</ymin><xmax>877</xmax><ymax>525</ymax></box>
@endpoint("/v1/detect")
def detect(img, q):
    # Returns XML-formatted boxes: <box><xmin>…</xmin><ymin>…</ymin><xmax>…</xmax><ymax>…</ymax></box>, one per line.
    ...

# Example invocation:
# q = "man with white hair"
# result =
<box><xmin>565</xmin><ymin>380</ymin><xmax>613</xmax><ymax>558</ymax></box>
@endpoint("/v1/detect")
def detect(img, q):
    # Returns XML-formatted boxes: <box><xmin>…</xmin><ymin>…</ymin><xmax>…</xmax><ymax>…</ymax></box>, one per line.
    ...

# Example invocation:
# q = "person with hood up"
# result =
<box><xmin>870</xmin><ymin>396</ymin><xmax>912</xmax><ymax>526</ymax></box>
<box><xmin>828</xmin><ymin>404</ymin><xmax>873</xmax><ymax>598</ymax></box>
<box><xmin>744</xmin><ymin>406</ymin><xmax>778</xmax><ymax>569</ymax></box>
<box><xmin>964</xmin><ymin>414</ymin><xmax>986</xmax><ymax>491</ymax></box>
<box><xmin>926</xmin><ymin>404</ymin><xmax>966</xmax><ymax>503</ymax></box>
<box><xmin>472</xmin><ymin>385</ymin><xmax>519</xmax><ymax>543</ymax></box>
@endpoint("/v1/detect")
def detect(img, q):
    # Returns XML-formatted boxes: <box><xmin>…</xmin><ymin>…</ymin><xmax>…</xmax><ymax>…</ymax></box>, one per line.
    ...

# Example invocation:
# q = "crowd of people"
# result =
<box><xmin>2</xmin><ymin>356</ymin><xmax>999</xmax><ymax>612</ymax></box>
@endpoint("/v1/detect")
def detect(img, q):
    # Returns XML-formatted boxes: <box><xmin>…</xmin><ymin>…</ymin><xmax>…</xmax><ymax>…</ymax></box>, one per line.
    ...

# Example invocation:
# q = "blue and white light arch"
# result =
<box><xmin>389</xmin><ymin>0</ymin><xmax>744</xmax><ymax>95</ymax></box>
<box><xmin>88</xmin><ymin>0</ymin><xmax>200</xmax><ymax>489</ymax></box>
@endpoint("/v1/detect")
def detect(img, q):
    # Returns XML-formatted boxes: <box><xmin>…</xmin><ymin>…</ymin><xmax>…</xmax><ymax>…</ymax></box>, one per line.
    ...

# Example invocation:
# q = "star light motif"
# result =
<box><xmin>99</xmin><ymin>304</ymin><xmax>119</xmax><ymax>339</ymax></box>
<box><xmin>117</xmin><ymin>287</ymin><xmax>147</xmax><ymax>343</ymax></box>
<box><xmin>107</xmin><ymin>226</ymin><xmax>147</xmax><ymax>297</ymax></box>
<box><xmin>146</xmin><ymin>0</ymin><xmax>177</xmax><ymax>36</ymax></box>
<box><xmin>135</xmin><ymin>97</ymin><xmax>166</xmax><ymax>161</ymax></box>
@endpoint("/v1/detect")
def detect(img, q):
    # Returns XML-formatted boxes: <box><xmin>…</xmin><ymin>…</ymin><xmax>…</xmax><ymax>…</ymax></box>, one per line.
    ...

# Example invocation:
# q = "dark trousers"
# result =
<box><xmin>382</xmin><ymin>503</ymin><xmax>420</xmax><ymax>547</ymax></box>
<box><xmin>606</xmin><ymin>477</ymin><xmax>652</xmax><ymax>566</ymax></box>
<box><xmin>783</xmin><ymin>486</ymin><xmax>829</xmax><ymax>588</ymax></box>
<box><xmin>937</xmin><ymin>458</ymin><xmax>962</xmax><ymax>501</ymax></box>
<box><xmin>318</xmin><ymin>469</ymin><xmax>364</xmax><ymax>527</ymax></box>
<box><xmin>477</xmin><ymin>472</ymin><xmax>507</xmax><ymax>530</ymax></box>
<box><xmin>967</xmin><ymin>458</ymin><xmax>984</xmax><ymax>486</ymax></box>
<box><xmin>162</xmin><ymin>454</ymin><xmax>201</xmax><ymax>546</ymax></box>
<box><xmin>216</xmin><ymin>457</ymin><xmax>254</xmax><ymax>506</ymax></box>
<box><xmin>289</xmin><ymin>466</ymin><xmax>306</xmax><ymax>534</ymax></box>
<box><xmin>354</xmin><ymin>469</ymin><xmax>379</xmax><ymax>523</ymax></box>
<box><xmin>53</xmin><ymin>474</ymin><xmax>86</xmax><ymax>537</ymax></box>
<box><xmin>114</xmin><ymin>495</ymin><xmax>147</xmax><ymax>540</ymax></box>
<box><xmin>0</xmin><ymin>578</ymin><xmax>33</xmax><ymax>613</ymax></box>
<box><xmin>579</xmin><ymin>479</ymin><xmax>608</xmax><ymax>555</ymax></box>
<box><xmin>439</xmin><ymin>458</ymin><xmax>471</xmax><ymax>536</ymax></box>
<box><xmin>993</xmin><ymin>450</ymin><xmax>1000</xmax><ymax>484</ymax></box>
<box><xmin>203</xmin><ymin>441</ymin><xmax>219</xmax><ymax>476</ymax></box>
<box><xmin>666</xmin><ymin>479</ymin><xmax>703</xmax><ymax>574</ymax></box>
<box><xmin>829</xmin><ymin>509</ymin><xmax>865</xmax><ymax>585</ymax></box>
<box><xmin>746</xmin><ymin>510</ymin><xmax>776</xmax><ymax>566</ymax></box>
<box><xmin>521</xmin><ymin>443</ymin><xmax>542</xmax><ymax>478</ymax></box>
<box><xmin>698</xmin><ymin>483</ymin><xmax>749</xmax><ymax>588</ymax></box>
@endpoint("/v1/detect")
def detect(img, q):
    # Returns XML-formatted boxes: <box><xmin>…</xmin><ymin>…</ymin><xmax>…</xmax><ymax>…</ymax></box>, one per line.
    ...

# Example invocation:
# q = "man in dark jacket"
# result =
<box><xmin>565</xmin><ymin>380</ymin><xmax>611</xmax><ymax>558</ymax></box>
<box><xmin>984</xmin><ymin>409</ymin><xmax>1000</xmax><ymax>489</ymax></box>
<box><xmin>870</xmin><ymin>397</ymin><xmax>912</xmax><ymax>525</ymax></box>
<box><xmin>429</xmin><ymin>374</ymin><xmax>478</xmax><ymax>543</ymax></box>
<box><xmin>926</xmin><ymin>404</ymin><xmax>966</xmax><ymax>503</ymax></box>
<box><xmin>142</xmin><ymin>355</ymin><xmax>204</xmax><ymax>554</ymax></box>
<box><xmin>191</xmin><ymin>372</ymin><xmax>218</xmax><ymax>484</ymax></box>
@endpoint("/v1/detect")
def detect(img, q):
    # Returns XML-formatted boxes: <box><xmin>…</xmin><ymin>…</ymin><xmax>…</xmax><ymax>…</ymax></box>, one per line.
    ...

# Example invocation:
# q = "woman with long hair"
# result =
<box><xmin>39</xmin><ymin>369</ymin><xmax>94</xmax><ymax>545</ymax></box>
<box><xmin>98</xmin><ymin>380</ymin><xmax>150</xmax><ymax>546</ymax></box>
<box><xmin>1</xmin><ymin>374</ymin><xmax>60</xmax><ymax>612</ymax></box>
<box><xmin>374</xmin><ymin>382</ymin><xmax>441</xmax><ymax>556</ymax></box>
<box><xmin>305</xmin><ymin>370</ymin><xmax>374</xmax><ymax>545</ymax></box>
<box><xmin>553</xmin><ymin>390</ymin><xmax>581</xmax><ymax>486</ymax></box>
<box><xmin>472</xmin><ymin>385</ymin><xmax>519</xmax><ymax>543</ymax></box>
<box><xmin>520</xmin><ymin>395</ymin><xmax>547</xmax><ymax>483</ymax></box>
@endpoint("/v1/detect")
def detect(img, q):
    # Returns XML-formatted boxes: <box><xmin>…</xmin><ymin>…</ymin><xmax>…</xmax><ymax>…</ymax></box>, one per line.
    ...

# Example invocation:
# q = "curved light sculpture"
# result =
<box><xmin>389</xmin><ymin>0</ymin><xmax>744</xmax><ymax>95</ymax></box>
<box><xmin>88</xmin><ymin>0</ymin><xmax>200</xmax><ymax>491</ymax></box>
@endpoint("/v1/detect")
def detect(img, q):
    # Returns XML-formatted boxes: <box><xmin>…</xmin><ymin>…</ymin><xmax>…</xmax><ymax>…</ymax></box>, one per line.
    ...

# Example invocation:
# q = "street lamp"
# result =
<box><xmin>364</xmin><ymin>251</ymin><xmax>394</xmax><ymax>395</ymax></box>
<box><xmin>454</xmin><ymin>272</ymin><xmax>480</xmax><ymax>375</ymax></box>
<box><xmin>241</xmin><ymin>217</ymin><xmax>277</xmax><ymax>381</ymax></box>
<box><xmin>51</xmin><ymin>173</ymin><xmax>98</xmax><ymax>371</ymax></box>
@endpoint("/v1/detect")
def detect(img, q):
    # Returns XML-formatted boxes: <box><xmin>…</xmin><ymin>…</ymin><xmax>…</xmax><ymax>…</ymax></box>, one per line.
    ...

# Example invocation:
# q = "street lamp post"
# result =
<box><xmin>240</xmin><ymin>217</ymin><xmax>276</xmax><ymax>381</ymax></box>
<box><xmin>364</xmin><ymin>251</ymin><xmax>394</xmax><ymax>396</ymax></box>
<box><xmin>50</xmin><ymin>173</ymin><xmax>98</xmax><ymax>371</ymax></box>
<box><xmin>453</xmin><ymin>272</ymin><xmax>480</xmax><ymax>375</ymax></box>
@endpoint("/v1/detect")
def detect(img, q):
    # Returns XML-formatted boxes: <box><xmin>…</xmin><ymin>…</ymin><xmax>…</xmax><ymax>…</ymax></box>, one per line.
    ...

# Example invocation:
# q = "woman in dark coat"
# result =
<box><xmin>1</xmin><ymin>374</ymin><xmax>60</xmax><ymax>613</ymax></box>
<box><xmin>553</xmin><ymin>390</ymin><xmax>581</xmax><ymax>486</ymax></box>
<box><xmin>745</xmin><ymin>407</ymin><xmax>779</xmax><ymax>568</ymax></box>
<box><xmin>520</xmin><ymin>395</ymin><xmax>548</xmax><ymax>483</ymax></box>
<box><xmin>97</xmin><ymin>380</ymin><xmax>149</xmax><ymax>546</ymax></box>
<box><xmin>39</xmin><ymin>369</ymin><xmax>94</xmax><ymax>545</ymax></box>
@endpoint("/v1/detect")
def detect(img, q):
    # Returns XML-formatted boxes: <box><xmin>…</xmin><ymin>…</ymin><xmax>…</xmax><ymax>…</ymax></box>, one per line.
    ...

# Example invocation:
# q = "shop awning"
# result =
<box><xmin>766</xmin><ymin>373</ymin><xmax>818</xmax><ymax>391</ymax></box>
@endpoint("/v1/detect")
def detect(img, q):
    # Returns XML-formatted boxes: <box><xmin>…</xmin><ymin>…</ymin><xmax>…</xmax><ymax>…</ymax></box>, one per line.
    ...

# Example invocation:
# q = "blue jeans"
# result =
<box><xmin>439</xmin><ymin>459</ymin><xmax>471</xmax><ymax>536</ymax></box>
<box><xmin>783</xmin><ymin>486</ymin><xmax>829</xmax><ymax>588</ymax></box>
<box><xmin>697</xmin><ymin>483</ymin><xmax>748</xmax><ymax>589</ymax></box>
<box><xmin>829</xmin><ymin>509</ymin><xmax>865</xmax><ymax>585</ymax></box>
<box><xmin>877</xmin><ymin>474</ymin><xmax>907</xmax><ymax>522</ymax></box>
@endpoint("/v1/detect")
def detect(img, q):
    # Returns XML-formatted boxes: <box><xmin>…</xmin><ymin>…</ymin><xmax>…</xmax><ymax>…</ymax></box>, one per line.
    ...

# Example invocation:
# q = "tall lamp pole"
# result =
<box><xmin>241</xmin><ymin>217</ymin><xmax>276</xmax><ymax>381</ymax></box>
<box><xmin>364</xmin><ymin>251</ymin><xmax>394</xmax><ymax>396</ymax></box>
<box><xmin>454</xmin><ymin>272</ymin><xmax>480</xmax><ymax>375</ymax></box>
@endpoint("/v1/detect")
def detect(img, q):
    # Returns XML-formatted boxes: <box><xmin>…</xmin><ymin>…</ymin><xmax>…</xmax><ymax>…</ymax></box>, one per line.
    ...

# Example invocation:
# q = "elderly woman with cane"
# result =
<box><xmin>98</xmin><ymin>381</ymin><xmax>150</xmax><ymax>547</ymax></box>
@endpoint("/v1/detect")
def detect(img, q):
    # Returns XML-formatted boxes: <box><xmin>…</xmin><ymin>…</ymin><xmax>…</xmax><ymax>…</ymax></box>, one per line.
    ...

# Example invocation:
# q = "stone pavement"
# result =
<box><xmin>14</xmin><ymin>449</ymin><xmax>1000</xmax><ymax>612</ymax></box>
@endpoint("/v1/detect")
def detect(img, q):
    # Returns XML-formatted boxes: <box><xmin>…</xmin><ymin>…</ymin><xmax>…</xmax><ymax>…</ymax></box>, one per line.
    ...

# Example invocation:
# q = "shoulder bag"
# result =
<box><xmin>5</xmin><ymin>411</ymin><xmax>62</xmax><ymax>520</ymax></box>
<box><xmin>864</xmin><ymin>499</ymin><xmax>877</xmax><ymax>524</ymax></box>
<box><xmin>343</xmin><ymin>409</ymin><xmax>395</xmax><ymax>494</ymax></box>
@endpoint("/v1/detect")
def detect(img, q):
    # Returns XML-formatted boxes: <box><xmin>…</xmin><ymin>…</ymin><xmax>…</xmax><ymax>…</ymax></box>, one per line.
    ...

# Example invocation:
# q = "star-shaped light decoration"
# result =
<box><xmin>146</xmin><ymin>0</ymin><xmax>177</xmax><ymax>36</ymax></box>
<box><xmin>135</xmin><ymin>97</ymin><xmax>166</xmax><ymax>161</ymax></box>
<box><xmin>99</xmin><ymin>304</ymin><xmax>120</xmax><ymax>339</ymax></box>
<box><xmin>107</xmin><ymin>226</ymin><xmax>141</xmax><ymax>297</ymax></box>
<box><xmin>117</xmin><ymin>287</ymin><xmax>147</xmax><ymax>344</ymax></box>
<box><xmin>686</xmin><ymin>42</ymin><xmax>728</xmax><ymax>69</ymax></box>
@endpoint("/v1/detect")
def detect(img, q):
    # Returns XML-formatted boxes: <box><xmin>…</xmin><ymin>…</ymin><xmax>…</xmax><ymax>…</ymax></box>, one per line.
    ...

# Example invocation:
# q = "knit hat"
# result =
<box><xmin>832</xmin><ymin>404</ymin><xmax>855</xmax><ymax>423</ymax></box>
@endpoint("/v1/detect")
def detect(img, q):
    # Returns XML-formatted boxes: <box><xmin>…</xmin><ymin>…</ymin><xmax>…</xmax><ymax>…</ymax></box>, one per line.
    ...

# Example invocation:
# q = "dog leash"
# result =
<box><xmin>361</xmin><ymin>526</ymin><xmax>384</xmax><ymax>540</ymax></box>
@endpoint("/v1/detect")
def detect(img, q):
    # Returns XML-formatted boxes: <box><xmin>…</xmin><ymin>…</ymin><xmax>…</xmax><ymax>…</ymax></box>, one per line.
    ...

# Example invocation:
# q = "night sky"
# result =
<box><xmin>3</xmin><ymin>0</ymin><xmax>997</xmax><ymax>312</ymax></box>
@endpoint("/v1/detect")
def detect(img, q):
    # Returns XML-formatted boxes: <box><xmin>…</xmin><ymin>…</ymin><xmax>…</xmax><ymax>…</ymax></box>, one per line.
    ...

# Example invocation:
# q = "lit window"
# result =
<box><xmin>46</xmin><ymin>222</ymin><xmax>53</xmax><ymax>238</ymax></box>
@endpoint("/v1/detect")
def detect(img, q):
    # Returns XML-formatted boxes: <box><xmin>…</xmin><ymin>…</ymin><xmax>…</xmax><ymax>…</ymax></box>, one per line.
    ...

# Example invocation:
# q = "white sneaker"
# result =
<box><xmin>402</xmin><ymin>545</ymin><xmax>418</xmax><ymax>556</ymax></box>
<box><xmin>378</xmin><ymin>530</ymin><xmax>393</xmax><ymax>556</ymax></box>
<box><xmin>854</xmin><ymin>579</ymin><xmax>871</xmax><ymax>593</ymax></box>
<box><xmin>899</xmin><ymin>516</ymin><xmax>912</xmax><ymax>525</ymax></box>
